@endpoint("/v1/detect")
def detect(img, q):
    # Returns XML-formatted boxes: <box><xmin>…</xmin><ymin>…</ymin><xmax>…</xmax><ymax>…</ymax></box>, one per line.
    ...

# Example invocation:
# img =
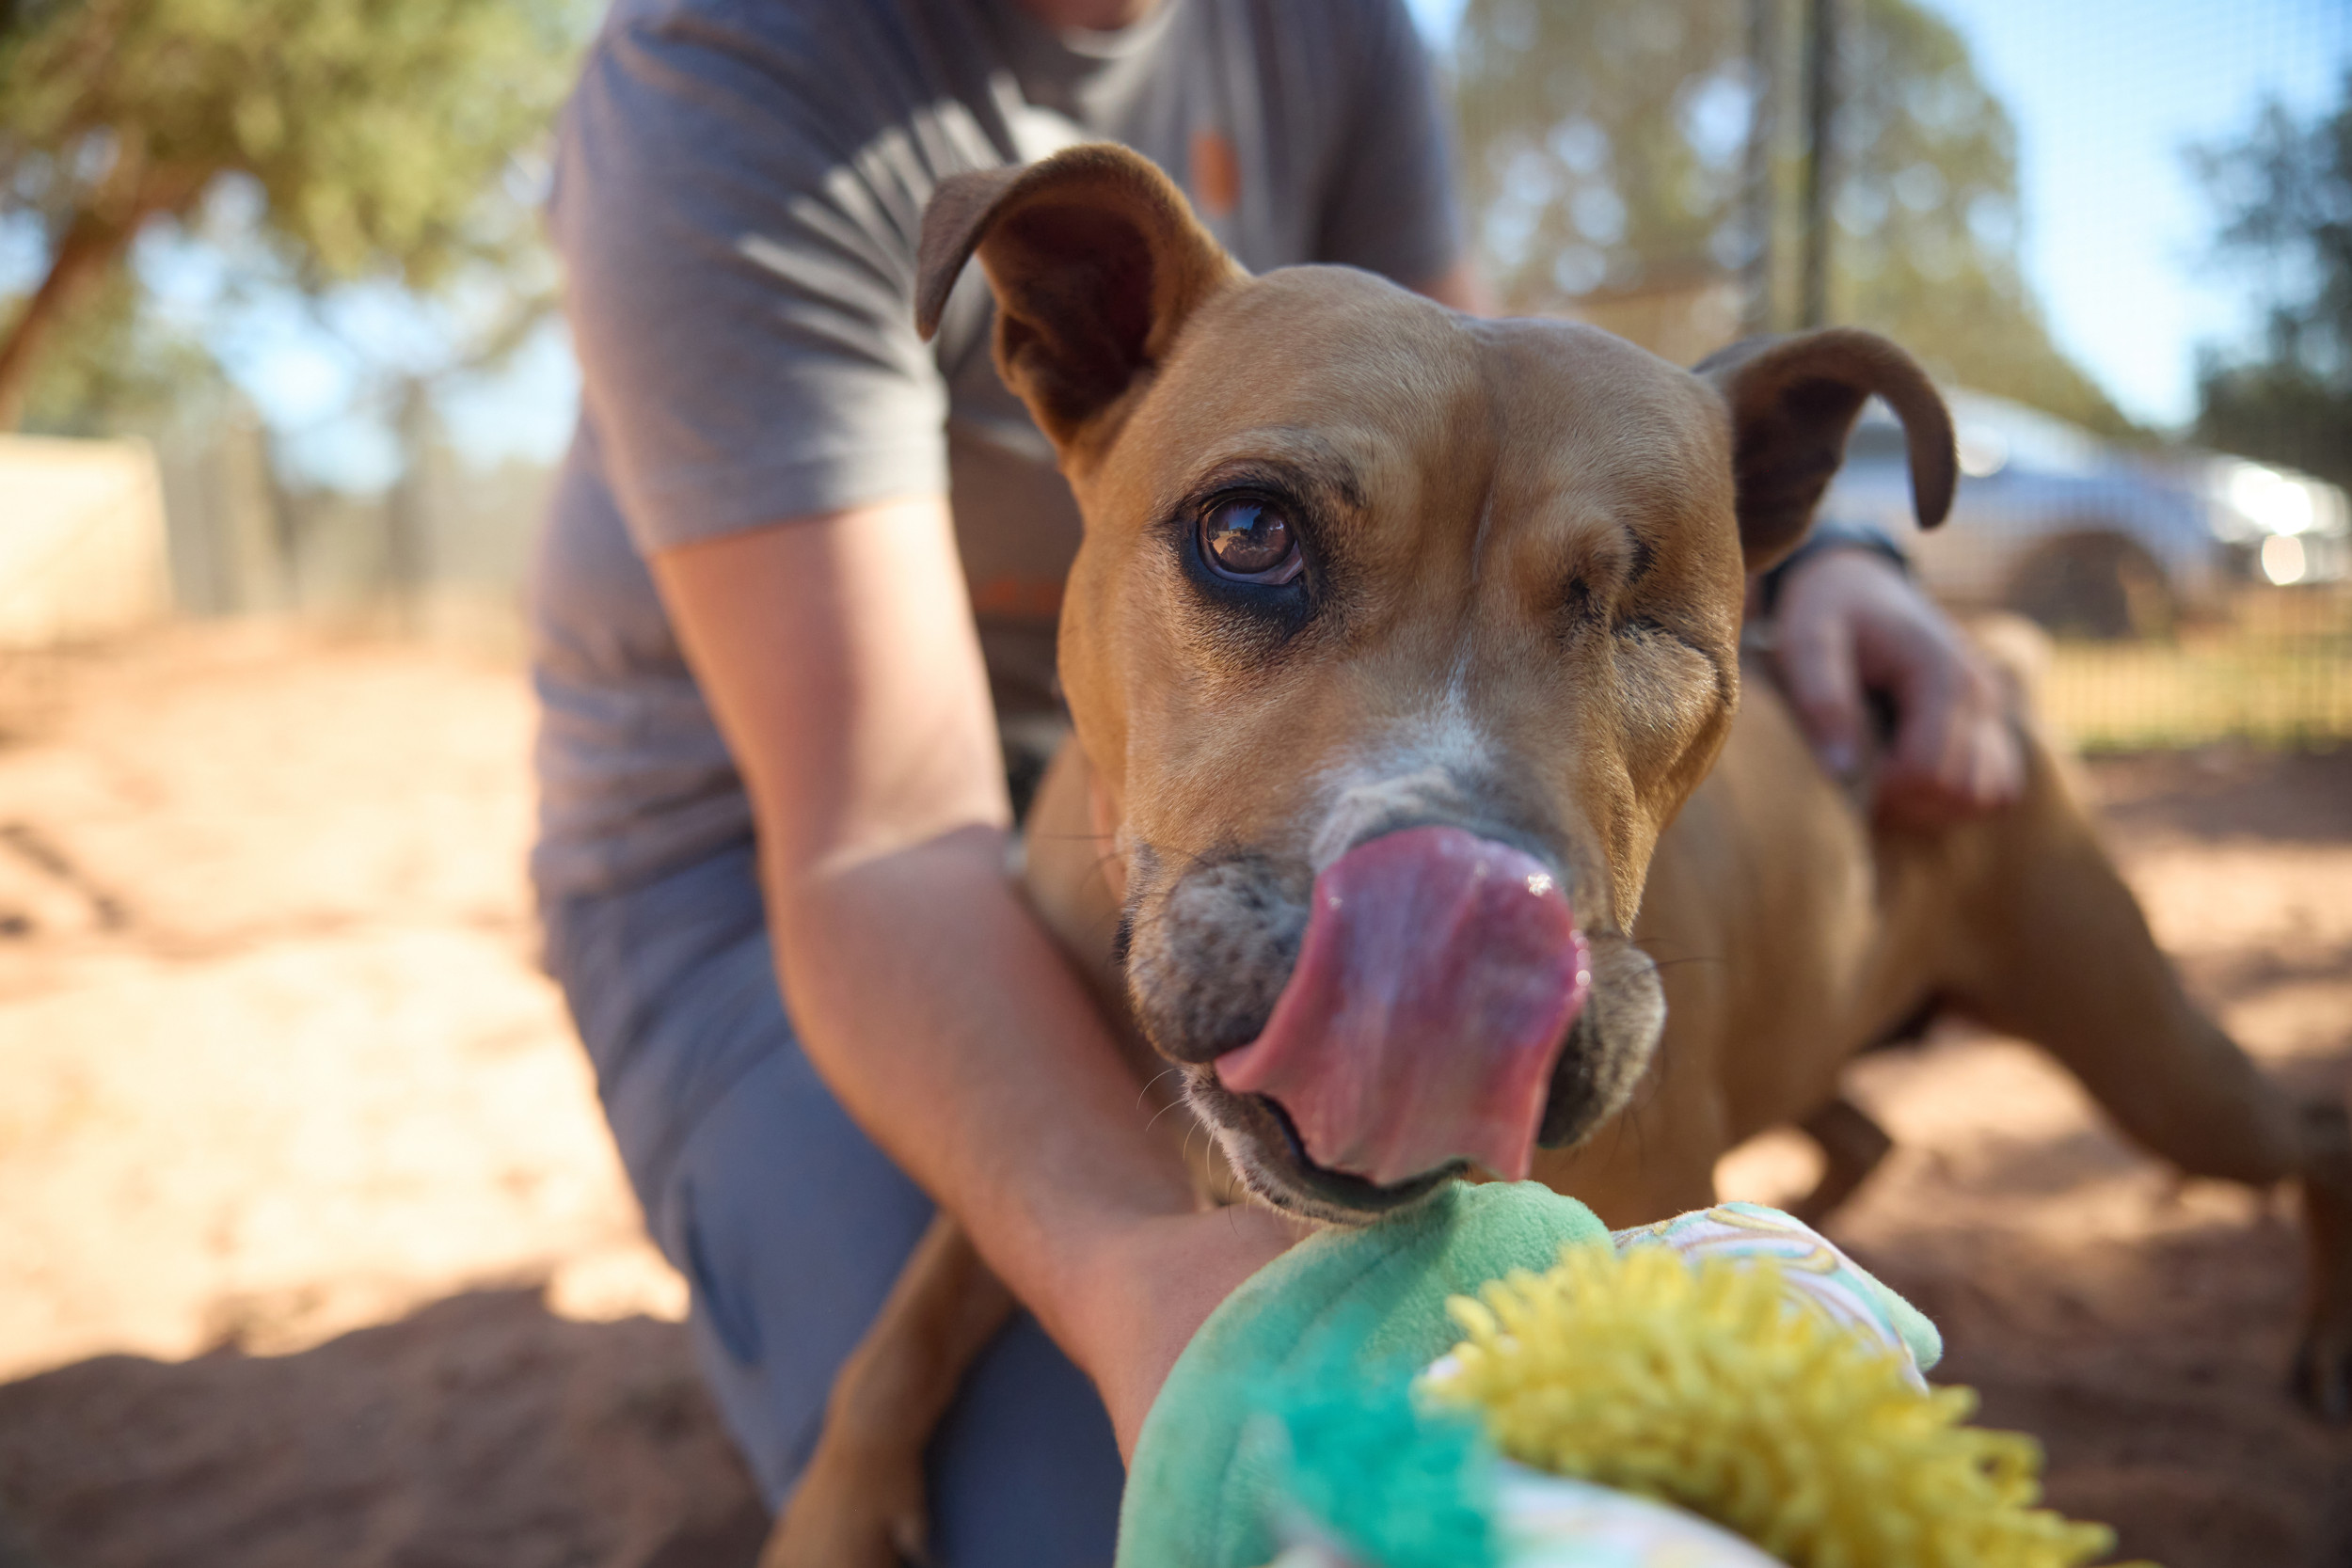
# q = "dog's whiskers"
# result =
<box><xmin>1135</xmin><ymin>1065</ymin><xmax>1182</xmax><ymax>1111</ymax></box>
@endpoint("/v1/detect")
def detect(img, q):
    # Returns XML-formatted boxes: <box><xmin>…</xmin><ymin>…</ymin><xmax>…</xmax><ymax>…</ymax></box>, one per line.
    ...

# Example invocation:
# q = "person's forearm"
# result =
<box><xmin>771</xmin><ymin>822</ymin><xmax>1297</xmax><ymax>1456</ymax></box>
<box><xmin>650</xmin><ymin>501</ymin><xmax>1283</xmax><ymax>1427</ymax></box>
<box><xmin>763</xmin><ymin>822</ymin><xmax>1195</xmax><ymax>1356</ymax></box>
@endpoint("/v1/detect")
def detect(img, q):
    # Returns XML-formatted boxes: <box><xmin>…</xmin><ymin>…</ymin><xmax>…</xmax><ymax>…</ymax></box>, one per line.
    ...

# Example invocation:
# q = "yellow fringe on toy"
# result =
<box><xmin>1424</xmin><ymin>1243</ymin><xmax>2145</xmax><ymax>1568</ymax></box>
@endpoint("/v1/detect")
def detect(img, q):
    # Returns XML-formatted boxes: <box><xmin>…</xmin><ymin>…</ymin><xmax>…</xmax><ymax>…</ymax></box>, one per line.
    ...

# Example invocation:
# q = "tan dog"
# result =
<box><xmin>763</xmin><ymin>144</ymin><xmax>2352</xmax><ymax>1566</ymax></box>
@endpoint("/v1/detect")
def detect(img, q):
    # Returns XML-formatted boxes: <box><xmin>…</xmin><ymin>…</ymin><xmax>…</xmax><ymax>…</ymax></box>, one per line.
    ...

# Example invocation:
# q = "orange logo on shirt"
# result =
<box><xmin>1190</xmin><ymin>128</ymin><xmax>1239</xmax><ymax>219</ymax></box>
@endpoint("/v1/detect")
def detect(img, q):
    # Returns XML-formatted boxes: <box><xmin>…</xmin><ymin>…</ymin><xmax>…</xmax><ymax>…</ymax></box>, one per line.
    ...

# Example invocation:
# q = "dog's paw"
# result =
<box><xmin>2291</xmin><ymin>1213</ymin><xmax>2352</xmax><ymax>1424</ymax></box>
<box><xmin>760</xmin><ymin>1444</ymin><xmax>931</xmax><ymax>1568</ymax></box>
<box><xmin>2292</xmin><ymin>1103</ymin><xmax>2352</xmax><ymax>1423</ymax></box>
<box><xmin>1788</xmin><ymin>1096</ymin><xmax>1894</xmax><ymax>1227</ymax></box>
<box><xmin>2290</xmin><ymin>1325</ymin><xmax>2352</xmax><ymax>1424</ymax></box>
<box><xmin>2286</xmin><ymin>1109</ymin><xmax>2352</xmax><ymax>1429</ymax></box>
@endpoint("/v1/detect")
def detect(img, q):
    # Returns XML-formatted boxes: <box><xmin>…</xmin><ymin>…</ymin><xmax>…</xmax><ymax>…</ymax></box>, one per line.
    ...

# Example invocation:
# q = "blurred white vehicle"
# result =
<box><xmin>2181</xmin><ymin>452</ymin><xmax>2352</xmax><ymax>592</ymax></box>
<box><xmin>1822</xmin><ymin>389</ymin><xmax>2350</xmax><ymax>638</ymax></box>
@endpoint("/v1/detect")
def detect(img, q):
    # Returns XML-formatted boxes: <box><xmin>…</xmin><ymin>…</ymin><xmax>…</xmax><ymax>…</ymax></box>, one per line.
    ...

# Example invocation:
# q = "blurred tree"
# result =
<box><xmin>2190</xmin><ymin>73</ymin><xmax>2352</xmax><ymax>487</ymax></box>
<box><xmin>0</xmin><ymin>0</ymin><xmax>585</xmax><ymax>430</ymax></box>
<box><xmin>1455</xmin><ymin>3</ymin><xmax>1750</xmax><ymax>308</ymax></box>
<box><xmin>9</xmin><ymin>265</ymin><xmax>223</xmax><ymax>436</ymax></box>
<box><xmin>1452</xmin><ymin>0</ymin><xmax>2130</xmax><ymax>434</ymax></box>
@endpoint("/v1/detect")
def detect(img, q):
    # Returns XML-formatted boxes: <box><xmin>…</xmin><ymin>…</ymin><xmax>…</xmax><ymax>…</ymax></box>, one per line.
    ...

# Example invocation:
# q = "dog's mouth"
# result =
<box><xmin>1209</xmin><ymin>825</ymin><xmax>1592</xmax><ymax>1193</ymax></box>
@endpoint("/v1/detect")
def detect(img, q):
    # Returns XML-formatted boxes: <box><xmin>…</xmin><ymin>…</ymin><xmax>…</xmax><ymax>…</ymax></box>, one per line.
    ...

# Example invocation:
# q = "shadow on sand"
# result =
<box><xmin>0</xmin><ymin>1288</ymin><xmax>767</xmax><ymax>1568</ymax></box>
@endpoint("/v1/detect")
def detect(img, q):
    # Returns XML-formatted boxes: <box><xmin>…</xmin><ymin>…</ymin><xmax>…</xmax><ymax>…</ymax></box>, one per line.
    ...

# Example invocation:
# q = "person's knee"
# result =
<box><xmin>591</xmin><ymin>953</ymin><xmax>1125</xmax><ymax>1563</ymax></box>
<box><xmin>924</xmin><ymin>1310</ymin><xmax>1124</xmax><ymax>1568</ymax></box>
<box><xmin>658</xmin><ymin>1049</ymin><xmax>936</xmax><ymax>1500</ymax></box>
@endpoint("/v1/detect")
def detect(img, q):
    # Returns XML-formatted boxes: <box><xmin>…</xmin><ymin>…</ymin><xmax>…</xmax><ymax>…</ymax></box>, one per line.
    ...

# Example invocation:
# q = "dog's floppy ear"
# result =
<box><xmin>1693</xmin><ymin>327</ymin><xmax>1957</xmax><ymax>572</ymax></box>
<box><xmin>916</xmin><ymin>143</ymin><xmax>1241</xmax><ymax>457</ymax></box>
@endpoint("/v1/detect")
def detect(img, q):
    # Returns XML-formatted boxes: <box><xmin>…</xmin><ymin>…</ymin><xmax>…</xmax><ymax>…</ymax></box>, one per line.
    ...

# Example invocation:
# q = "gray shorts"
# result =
<box><xmin>542</xmin><ymin>840</ymin><xmax>1125</xmax><ymax>1565</ymax></box>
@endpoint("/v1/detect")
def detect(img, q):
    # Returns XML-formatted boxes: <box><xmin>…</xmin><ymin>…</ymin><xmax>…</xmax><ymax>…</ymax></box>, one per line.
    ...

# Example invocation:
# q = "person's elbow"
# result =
<box><xmin>1411</xmin><ymin>256</ymin><xmax>1491</xmax><ymax>315</ymax></box>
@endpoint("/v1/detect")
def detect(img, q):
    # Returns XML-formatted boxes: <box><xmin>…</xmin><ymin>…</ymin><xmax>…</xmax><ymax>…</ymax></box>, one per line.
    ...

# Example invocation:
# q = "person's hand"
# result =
<box><xmin>1061</xmin><ymin>1203</ymin><xmax>1305</xmax><ymax>1460</ymax></box>
<box><xmin>1771</xmin><ymin>547</ymin><xmax>2024</xmax><ymax>829</ymax></box>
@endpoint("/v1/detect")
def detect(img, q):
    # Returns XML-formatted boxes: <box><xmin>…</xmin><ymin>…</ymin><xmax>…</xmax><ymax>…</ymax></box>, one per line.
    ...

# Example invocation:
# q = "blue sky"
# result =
<box><xmin>1926</xmin><ymin>0</ymin><xmax>2348</xmax><ymax>424</ymax></box>
<box><xmin>1413</xmin><ymin>0</ymin><xmax>2351</xmax><ymax>428</ymax></box>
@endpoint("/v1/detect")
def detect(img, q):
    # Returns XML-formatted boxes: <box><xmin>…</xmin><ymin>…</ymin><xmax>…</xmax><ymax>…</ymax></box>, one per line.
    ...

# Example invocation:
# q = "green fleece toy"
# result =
<box><xmin>1115</xmin><ymin>1181</ymin><xmax>2144</xmax><ymax>1568</ymax></box>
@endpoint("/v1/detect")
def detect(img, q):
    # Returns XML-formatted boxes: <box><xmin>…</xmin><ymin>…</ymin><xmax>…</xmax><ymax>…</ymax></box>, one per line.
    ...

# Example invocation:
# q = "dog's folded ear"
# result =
<box><xmin>1693</xmin><ymin>328</ymin><xmax>1957</xmax><ymax>573</ymax></box>
<box><xmin>916</xmin><ymin>144</ymin><xmax>1242</xmax><ymax>459</ymax></box>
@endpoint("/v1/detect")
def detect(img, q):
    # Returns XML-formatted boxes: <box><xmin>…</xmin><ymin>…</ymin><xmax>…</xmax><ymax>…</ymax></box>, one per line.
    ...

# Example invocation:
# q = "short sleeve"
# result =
<box><xmin>1311</xmin><ymin>0</ymin><xmax>1465</xmax><ymax>287</ymax></box>
<box><xmin>549</xmin><ymin>15</ymin><xmax>954</xmax><ymax>555</ymax></box>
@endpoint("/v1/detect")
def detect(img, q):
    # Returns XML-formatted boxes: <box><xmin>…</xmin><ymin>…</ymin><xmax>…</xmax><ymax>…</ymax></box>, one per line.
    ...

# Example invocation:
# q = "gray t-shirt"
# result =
<box><xmin>531</xmin><ymin>0</ymin><xmax>1462</xmax><ymax>899</ymax></box>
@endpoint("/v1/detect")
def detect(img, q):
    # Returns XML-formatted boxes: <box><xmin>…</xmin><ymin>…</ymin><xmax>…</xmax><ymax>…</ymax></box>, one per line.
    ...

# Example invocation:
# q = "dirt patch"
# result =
<box><xmin>0</xmin><ymin>626</ymin><xmax>744</xmax><ymax>1568</ymax></box>
<box><xmin>3</xmin><ymin>627</ymin><xmax>2348</xmax><ymax>1565</ymax></box>
<box><xmin>0</xmin><ymin>1293</ymin><xmax>763</xmax><ymax>1568</ymax></box>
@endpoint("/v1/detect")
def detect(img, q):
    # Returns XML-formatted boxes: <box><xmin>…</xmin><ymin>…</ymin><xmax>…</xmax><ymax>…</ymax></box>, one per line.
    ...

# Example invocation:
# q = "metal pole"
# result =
<box><xmin>1741</xmin><ymin>0</ymin><xmax>1777</xmax><ymax>336</ymax></box>
<box><xmin>1801</xmin><ymin>0</ymin><xmax>1836</xmax><ymax>329</ymax></box>
<box><xmin>387</xmin><ymin>378</ymin><xmax>430</xmax><ymax>635</ymax></box>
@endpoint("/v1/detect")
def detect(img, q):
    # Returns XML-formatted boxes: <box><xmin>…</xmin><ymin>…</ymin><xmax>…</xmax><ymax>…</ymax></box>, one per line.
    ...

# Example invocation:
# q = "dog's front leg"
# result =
<box><xmin>2290</xmin><ymin>1101</ymin><xmax>2352</xmax><ymax>1420</ymax></box>
<box><xmin>762</xmin><ymin>1212</ymin><xmax>1014</xmax><ymax>1568</ymax></box>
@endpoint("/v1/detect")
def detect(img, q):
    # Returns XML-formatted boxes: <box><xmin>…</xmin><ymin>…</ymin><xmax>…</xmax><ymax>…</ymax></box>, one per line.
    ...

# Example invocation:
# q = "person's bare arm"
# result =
<box><xmin>652</xmin><ymin>496</ymin><xmax>1292</xmax><ymax>1457</ymax></box>
<box><xmin>1412</xmin><ymin>256</ymin><xmax>1491</xmax><ymax>315</ymax></box>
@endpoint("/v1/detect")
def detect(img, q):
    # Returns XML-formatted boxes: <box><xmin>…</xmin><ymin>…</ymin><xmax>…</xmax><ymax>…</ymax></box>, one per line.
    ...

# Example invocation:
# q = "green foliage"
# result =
<box><xmin>1</xmin><ymin>0</ymin><xmax>585</xmax><ymax>285</ymax></box>
<box><xmin>1451</xmin><ymin>0</ymin><xmax>2130</xmax><ymax>435</ymax></box>
<box><xmin>0</xmin><ymin>0</ymin><xmax>590</xmax><ymax>430</ymax></box>
<box><xmin>2191</xmin><ymin>73</ymin><xmax>2352</xmax><ymax>487</ymax></box>
<box><xmin>10</xmin><ymin>265</ymin><xmax>224</xmax><ymax>436</ymax></box>
<box><xmin>1455</xmin><ymin>1</ymin><xmax>1750</xmax><ymax>304</ymax></box>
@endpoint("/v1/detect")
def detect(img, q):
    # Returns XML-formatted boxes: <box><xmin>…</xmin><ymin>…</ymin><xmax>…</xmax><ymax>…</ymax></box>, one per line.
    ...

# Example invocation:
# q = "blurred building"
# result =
<box><xmin>0</xmin><ymin>436</ymin><xmax>171</xmax><ymax>648</ymax></box>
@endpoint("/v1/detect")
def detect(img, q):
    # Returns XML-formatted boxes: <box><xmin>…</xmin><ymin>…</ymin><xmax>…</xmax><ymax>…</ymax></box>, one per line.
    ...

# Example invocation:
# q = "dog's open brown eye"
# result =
<box><xmin>1199</xmin><ymin>499</ymin><xmax>1303</xmax><ymax>584</ymax></box>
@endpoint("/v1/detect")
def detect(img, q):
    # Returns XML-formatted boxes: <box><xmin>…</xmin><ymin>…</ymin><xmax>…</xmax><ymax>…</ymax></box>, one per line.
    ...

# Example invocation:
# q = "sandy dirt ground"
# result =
<box><xmin>0</xmin><ymin>624</ymin><xmax>2346</xmax><ymax>1567</ymax></box>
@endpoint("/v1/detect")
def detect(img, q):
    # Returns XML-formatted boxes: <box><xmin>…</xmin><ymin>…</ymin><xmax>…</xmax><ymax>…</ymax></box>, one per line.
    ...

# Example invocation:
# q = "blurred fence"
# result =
<box><xmin>2038</xmin><ymin>588</ymin><xmax>2352</xmax><ymax>752</ymax></box>
<box><xmin>151</xmin><ymin>407</ymin><xmax>548</xmax><ymax>659</ymax></box>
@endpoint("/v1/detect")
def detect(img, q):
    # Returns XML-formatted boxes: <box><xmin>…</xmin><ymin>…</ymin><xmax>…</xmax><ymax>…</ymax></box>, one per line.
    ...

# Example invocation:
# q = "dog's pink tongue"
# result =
<box><xmin>1216</xmin><ymin>826</ymin><xmax>1590</xmax><ymax>1188</ymax></box>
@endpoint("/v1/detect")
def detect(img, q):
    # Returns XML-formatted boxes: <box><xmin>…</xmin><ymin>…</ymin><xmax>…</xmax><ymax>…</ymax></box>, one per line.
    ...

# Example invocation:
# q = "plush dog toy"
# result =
<box><xmin>1117</xmin><ymin>1184</ymin><xmax>2144</xmax><ymax>1568</ymax></box>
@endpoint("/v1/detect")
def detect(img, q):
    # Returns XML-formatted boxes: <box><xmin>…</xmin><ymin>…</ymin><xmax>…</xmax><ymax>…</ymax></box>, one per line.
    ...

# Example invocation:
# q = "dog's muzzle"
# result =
<box><xmin>1212</xmin><ymin>825</ymin><xmax>1592</xmax><ymax>1187</ymax></box>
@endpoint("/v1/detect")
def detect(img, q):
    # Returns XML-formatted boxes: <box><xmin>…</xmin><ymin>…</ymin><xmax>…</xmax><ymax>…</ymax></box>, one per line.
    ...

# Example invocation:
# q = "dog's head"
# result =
<box><xmin>918</xmin><ymin>146</ymin><xmax>1954</xmax><ymax>1222</ymax></box>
